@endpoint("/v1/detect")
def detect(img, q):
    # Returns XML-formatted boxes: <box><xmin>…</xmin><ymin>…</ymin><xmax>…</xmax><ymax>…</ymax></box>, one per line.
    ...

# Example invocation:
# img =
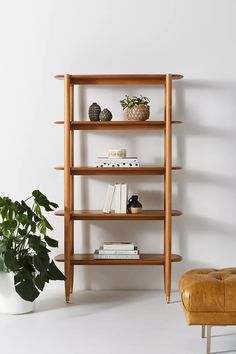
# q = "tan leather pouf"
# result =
<box><xmin>179</xmin><ymin>268</ymin><xmax>236</xmax><ymax>354</ymax></box>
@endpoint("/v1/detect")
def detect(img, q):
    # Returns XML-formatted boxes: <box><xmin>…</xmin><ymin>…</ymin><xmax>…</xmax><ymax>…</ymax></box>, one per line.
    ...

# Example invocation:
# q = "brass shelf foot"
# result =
<box><xmin>201</xmin><ymin>325</ymin><xmax>206</xmax><ymax>338</ymax></box>
<box><xmin>166</xmin><ymin>295</ymin><xmax>170</xmax><ymax>304</ymax></box>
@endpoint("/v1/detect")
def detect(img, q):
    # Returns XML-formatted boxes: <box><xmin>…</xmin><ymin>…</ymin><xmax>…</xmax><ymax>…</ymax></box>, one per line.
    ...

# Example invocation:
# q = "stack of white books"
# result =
<box><xmin>103</xmin><ymin>183</ymin><xmax>127</xmax><ymax>214</ymax></box>
<box><xmin>93</xmin><ymin>157</ymin><xmax>139</xmax><ymax>168</ymax></box>
<box><xmin>94</xmin><ymin>242</ymin><xmax>140</xmax><ymax>259</ymax></box>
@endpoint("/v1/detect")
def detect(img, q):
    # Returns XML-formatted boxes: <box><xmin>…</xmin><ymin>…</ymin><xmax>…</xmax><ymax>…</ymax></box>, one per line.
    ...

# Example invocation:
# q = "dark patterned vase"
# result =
<box><xmin>88</xmin><ymin>102</ymin><xmax>101</xmax><ymax>121</ymax></box>
<box><xmin>99</xmin><ymin>108</ymin><xmax>112</xmax><ymax>121</ymax></box>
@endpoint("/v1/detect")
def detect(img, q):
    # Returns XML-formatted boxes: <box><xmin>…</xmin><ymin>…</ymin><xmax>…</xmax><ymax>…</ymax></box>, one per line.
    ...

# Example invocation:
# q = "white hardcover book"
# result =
<box><xmin>121</xmin><ymin>184</ymin><xmax>127</xmax><ymax>213</ymax></box>
<box><xmin>96</xmin><ymin>157</ymin><xmax>138</xmax><ymax>162</ymax></box>
<box><xmin>93</xmin><ymin>162</ymin><xmax>139</xmax><ymax>168</ymax></box>
<box><xmin>114</xmin><ymin>184</ymin><xmax>121</xmax><ymax>213</ymax></box>
<box><xmin>103</xmin><ymin>185</ymin><xmax>115</xmax><ymax>213</ymax></box>
<box><xmin>94</xmin><ymin>250</ymin><xmax>140</xmax><ymax>259</ymax></box>
<box><xmin>98</xmin><ymin>246</ymin><xmax>138</xmax><ymax>255</ymax></box>
<box><xmin>103</xmin><ymin>242</ymin><xmax>134</xmax><ymax>250</ymax></box>
<box><xmin>95</xmin><ymin>160</ymin><xmax>139</xmax><ymax>164</ymax></box>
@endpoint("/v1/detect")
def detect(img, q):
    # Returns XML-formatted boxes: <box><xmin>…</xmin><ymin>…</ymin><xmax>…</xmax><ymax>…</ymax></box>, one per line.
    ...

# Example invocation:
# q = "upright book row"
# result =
<box><xmin>103</xmin><ymin>184</ymin><xmax>127</xmax><ymax>213</ymax></box>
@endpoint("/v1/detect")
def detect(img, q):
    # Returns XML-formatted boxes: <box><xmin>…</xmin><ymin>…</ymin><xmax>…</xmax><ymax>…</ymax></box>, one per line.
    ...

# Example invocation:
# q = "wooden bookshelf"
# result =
<box><xmin>54</xmin><ymin>73</ymin><xmax>183</xmax><ymax>304</ymax></box>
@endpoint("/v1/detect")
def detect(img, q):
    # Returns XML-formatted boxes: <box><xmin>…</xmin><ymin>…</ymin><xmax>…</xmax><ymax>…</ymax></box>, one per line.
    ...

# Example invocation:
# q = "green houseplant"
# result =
<box><xmin>0</xmin><ymin>190</ymin><xmax>65</xmax><ymax>309</ymax></box>
<box><xmin>120</xmin><ymin>95</ymin><xmax>150</xmax><ymax>121</ymax></box>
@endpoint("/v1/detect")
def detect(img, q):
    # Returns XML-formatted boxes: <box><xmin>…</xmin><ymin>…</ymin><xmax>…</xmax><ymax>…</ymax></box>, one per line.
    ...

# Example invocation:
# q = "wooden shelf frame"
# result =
<box><xmin>55</xmin><ymin>73</ymin><xmax>183</xmax><ymax>304</ymax></box>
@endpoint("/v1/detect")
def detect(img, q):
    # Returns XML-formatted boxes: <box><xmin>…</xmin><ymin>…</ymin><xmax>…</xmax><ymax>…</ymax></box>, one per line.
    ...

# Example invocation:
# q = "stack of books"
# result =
<box><xmin>94</xmin><ymin>242</ymin><xmax>140</xmax><ymax>259</ymax></box>
<box><xmin>103</xmin><ymin>183</ymin><xmax>127</xmax><ymax>213</ymax></box>
<box><xmin>93</xmin><ymin>157</ymin><xmax>139</xmax><ymax>168</ymax></box>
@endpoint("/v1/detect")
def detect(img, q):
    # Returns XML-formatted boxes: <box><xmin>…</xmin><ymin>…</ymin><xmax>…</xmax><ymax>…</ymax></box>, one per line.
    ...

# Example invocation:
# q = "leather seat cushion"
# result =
<box><xmin>179</xmin><ymin>268</ymin><xmax>236</xmax><ymax>312</ymax></box>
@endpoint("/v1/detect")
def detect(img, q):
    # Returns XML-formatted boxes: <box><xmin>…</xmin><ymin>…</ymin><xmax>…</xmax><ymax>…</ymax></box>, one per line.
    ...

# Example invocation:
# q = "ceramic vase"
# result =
<box><xmin>88</xmin><ymin>102</ymin><xmax>101</xmax><ymax>121</ymax></box>
<box><xmin>127</xmin><ymin>195</ymin><xmax>142</xmax><ymax>214</ymax></box>
<box><xmin>99</xmin><ymin>108</ymin><xmax>112</xmax><ymax>121</ymax></box>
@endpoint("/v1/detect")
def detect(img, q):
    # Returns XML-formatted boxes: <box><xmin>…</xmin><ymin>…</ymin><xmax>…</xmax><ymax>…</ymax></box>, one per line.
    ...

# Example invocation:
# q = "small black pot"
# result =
<box><xmin>127</xmin><ymin>195</ymin><xmax>142</xmax><ymax>214</ymax></box>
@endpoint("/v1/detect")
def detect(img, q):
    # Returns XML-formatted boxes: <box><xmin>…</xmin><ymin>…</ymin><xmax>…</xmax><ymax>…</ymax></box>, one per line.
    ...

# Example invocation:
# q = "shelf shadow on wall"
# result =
<box><xmin>174</xmin><ymin>79</ymin><xmax>236</xmax><ymax>276</ymax></box>
<box><xmin>74</xmin><ymin>80</ymin><xmax>236</xmax><ymax>289</ymax></box>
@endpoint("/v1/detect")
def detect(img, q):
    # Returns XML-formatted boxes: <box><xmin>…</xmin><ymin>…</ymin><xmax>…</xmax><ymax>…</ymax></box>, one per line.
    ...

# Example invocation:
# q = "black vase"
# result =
<box><xmin>127</xmin><ymin>195</ymin><xmax>142</xmax><ymax>214</ymax></box>
<box><xmin>88</xmin><ymin>102</ymin><xmax>101</xmax><ymax>121</ymax></box>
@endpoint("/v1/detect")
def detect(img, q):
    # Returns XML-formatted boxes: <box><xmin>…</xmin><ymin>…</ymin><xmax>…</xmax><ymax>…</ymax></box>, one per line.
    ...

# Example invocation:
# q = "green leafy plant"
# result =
<box><xmin>120</xmin><ymin>95</ymin><xmax>150</xmax><ymax>110</ymax></box>
<box><xmin>0</xmin><ymin>190</ymin><xmax>65</xmax><ymax>302</ymax></box>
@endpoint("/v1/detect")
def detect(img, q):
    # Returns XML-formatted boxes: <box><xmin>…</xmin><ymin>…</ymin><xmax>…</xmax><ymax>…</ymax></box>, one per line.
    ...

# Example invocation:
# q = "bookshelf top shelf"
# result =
<box><xmin>54</xmin><ymin>74</ymin><xmax>183</xmax><ymax>85</ymax></box>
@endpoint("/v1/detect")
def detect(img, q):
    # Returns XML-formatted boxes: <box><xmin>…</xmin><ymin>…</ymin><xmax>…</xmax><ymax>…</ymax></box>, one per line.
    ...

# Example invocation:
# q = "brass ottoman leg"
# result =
<box><xmin>206</xmin><ymin>326</ymin><xmax>211</xmax><ymax>354</ymax></box>
<box><xmin>201</xmin><ymin>325</ymin><xmax>206</xmax><ymax>338</ymax></box>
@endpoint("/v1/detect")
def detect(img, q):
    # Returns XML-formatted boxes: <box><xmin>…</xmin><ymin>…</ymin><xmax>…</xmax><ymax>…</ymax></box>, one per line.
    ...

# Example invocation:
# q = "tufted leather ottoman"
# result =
<box><xmin>179</xmin><ymin>268</ymin><xmax>236</xmax><ymax>353</ymax></box>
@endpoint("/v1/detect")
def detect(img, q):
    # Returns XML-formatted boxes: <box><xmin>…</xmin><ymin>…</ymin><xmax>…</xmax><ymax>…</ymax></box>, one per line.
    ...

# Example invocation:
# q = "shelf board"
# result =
<box><xmin>54</xmin><ymin>166</ymin><xmax>182</xmax><ymax>175</ymax></box>
<box><xmin>55</xmin><ymin>253</ymin><xmax>182</xmax><ymax>265</ymax></box>
<box><xmin>54</xmin><ymin>120</ymin><xmax>182</xmax><ymax>131</ymax></box>
<box><xmin>55</xmin><ymin>210</ymin><xmax>182</xmax><ymax>220</ymax></box>
<box><xmin>55</xmin><ymin>74</ymin><xmax>183</xmax><ymax>85</ymax></box>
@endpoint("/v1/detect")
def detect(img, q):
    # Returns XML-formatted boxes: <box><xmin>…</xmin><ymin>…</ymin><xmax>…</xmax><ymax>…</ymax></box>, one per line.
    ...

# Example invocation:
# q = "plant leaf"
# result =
<box><xmin>48</xmin><ymin>261</ymin><xmax>65</xmax><ymax>280</ymax></box>
<box><xmin>15</xmin><ymin>278</ymin><xmax>39</xmax><ymax>302</ymax></box>
<box><xmin>0</xmin><ymin>254</ymin><xmax>7</xmax><ymax>272</ymax></box>
<box><xmin>4</xmin><ymin>253</ymin><xmax>21</xmax><ymax>271</ymax></box>
<box><xmin>35</xmin><ymin>274</ymin><xmax>45</xmax><ymax>291</ymax></box>
<box><xmin>42</xmin><ymin>216</ymin><xmax>53</xmax><ymax>231</ymax></box>
<box><xmin>32</xmin><ymin>190</ymin><xmax>58</xmax><ymax>211</ymax></box>
<box><xmin>45</xmin><ymin>236</ymin><xmax>58</xmax><ymax>248</ymax></box>
<box><xmin>28</xmin><ymin>235</ymin><xmax>41</xmax><ymax>248</ymax></box>
<box><xmin>0</xmin><ymin>240</ymin><xmax>7</xmax><ymax>253</ymax></box>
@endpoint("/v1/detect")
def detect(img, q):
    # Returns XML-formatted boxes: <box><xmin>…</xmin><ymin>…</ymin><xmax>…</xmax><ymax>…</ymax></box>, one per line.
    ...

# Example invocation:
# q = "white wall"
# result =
<box><xmin>1</xmin><ymin>0</ymin><xmax>236</xmax><ymax>291</ymax></box>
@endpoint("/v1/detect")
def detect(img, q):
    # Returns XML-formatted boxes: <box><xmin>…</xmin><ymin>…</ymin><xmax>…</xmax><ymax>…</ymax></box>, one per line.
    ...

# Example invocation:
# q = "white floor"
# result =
<box><xmin>1</xmin><ymin>288</ymin><xmax>236</xmax><ymax>354</ymax></box>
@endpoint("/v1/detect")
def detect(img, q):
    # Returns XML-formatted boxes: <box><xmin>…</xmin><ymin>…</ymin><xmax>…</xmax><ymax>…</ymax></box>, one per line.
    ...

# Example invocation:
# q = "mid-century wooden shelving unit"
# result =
<box><xmin>54</xmin><ymin>74</ymin><xmax>183</xmax><ymax>304</ymax></box>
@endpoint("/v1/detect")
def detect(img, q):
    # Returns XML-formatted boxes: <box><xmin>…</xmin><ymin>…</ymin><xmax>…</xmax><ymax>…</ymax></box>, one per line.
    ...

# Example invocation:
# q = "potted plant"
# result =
<box><xmin>0</xmin><ymin>190</ymin><xmax>65</xmax><ymax>314</ymax></box>
<box><xmin>120</xmin><ymin>95</ymin><xmax>150</xmax><ymax>121</ymax></box>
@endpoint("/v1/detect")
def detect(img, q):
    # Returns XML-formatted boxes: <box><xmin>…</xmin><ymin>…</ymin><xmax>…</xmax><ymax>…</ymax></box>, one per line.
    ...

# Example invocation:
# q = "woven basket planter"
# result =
<box><xmin>127</xmin><ymin>104</ymin><xmax>150</xmax><ymax>121</ymax></box>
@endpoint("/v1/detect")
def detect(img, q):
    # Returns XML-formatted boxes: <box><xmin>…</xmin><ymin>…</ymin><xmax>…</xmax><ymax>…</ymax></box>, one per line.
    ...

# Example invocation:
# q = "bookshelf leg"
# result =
<box><xmin>164</xmin><ymin>261</ymin><xmax>171</xmax><ymax>303</ymax></box>
<box><xmin>70</xmin><ymin>265</ymin><xmax>74</xmax><ymax>294</ymax></box>
<box><xmin>164</xmin><ymin>73</ymin><xmax>172</xmax><ymax>305</ymax></box>
<box><xmin>65</xmin><ymin>274</ymin><xmax>71</xmax><ymax>303</ymax></box>
<box><xmin>69</xmin><ymin>84</ymin><xmax>74</xmax><ymax>296</ymax></box>
<box><xmin>64</xmin><ymin>74</ymin><xmax>72</xmax><ymax>304</ymax></box>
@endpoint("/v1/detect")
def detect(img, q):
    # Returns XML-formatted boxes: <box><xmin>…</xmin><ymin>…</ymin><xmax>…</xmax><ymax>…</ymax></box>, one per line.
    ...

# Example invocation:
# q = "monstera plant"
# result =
<box><xmin>0</xmin><ymin>190</ymin><xmax>65</xmax><ymax>302</ymax></box>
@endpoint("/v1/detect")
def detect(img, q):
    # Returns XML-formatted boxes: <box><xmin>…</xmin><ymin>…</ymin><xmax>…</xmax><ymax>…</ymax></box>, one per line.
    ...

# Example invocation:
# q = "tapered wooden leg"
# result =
<box><xmin>164</xmin><ymin>74</ymin><xmax>172</xmax><ymax>304</ymax></box>
<box><xmin>64</xmin><ymin>74</ymin><xmax>72</xmax><ymax>303</ymax></box>
<box><xmin>69</xmin><ymin>213</ymin><xmax>74</xmax><ymax>295</ymax></box>
<box><xmin>206</xmin><ymin>326</ymin><xmax>211</xmax><ymax>354</ymax></box>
